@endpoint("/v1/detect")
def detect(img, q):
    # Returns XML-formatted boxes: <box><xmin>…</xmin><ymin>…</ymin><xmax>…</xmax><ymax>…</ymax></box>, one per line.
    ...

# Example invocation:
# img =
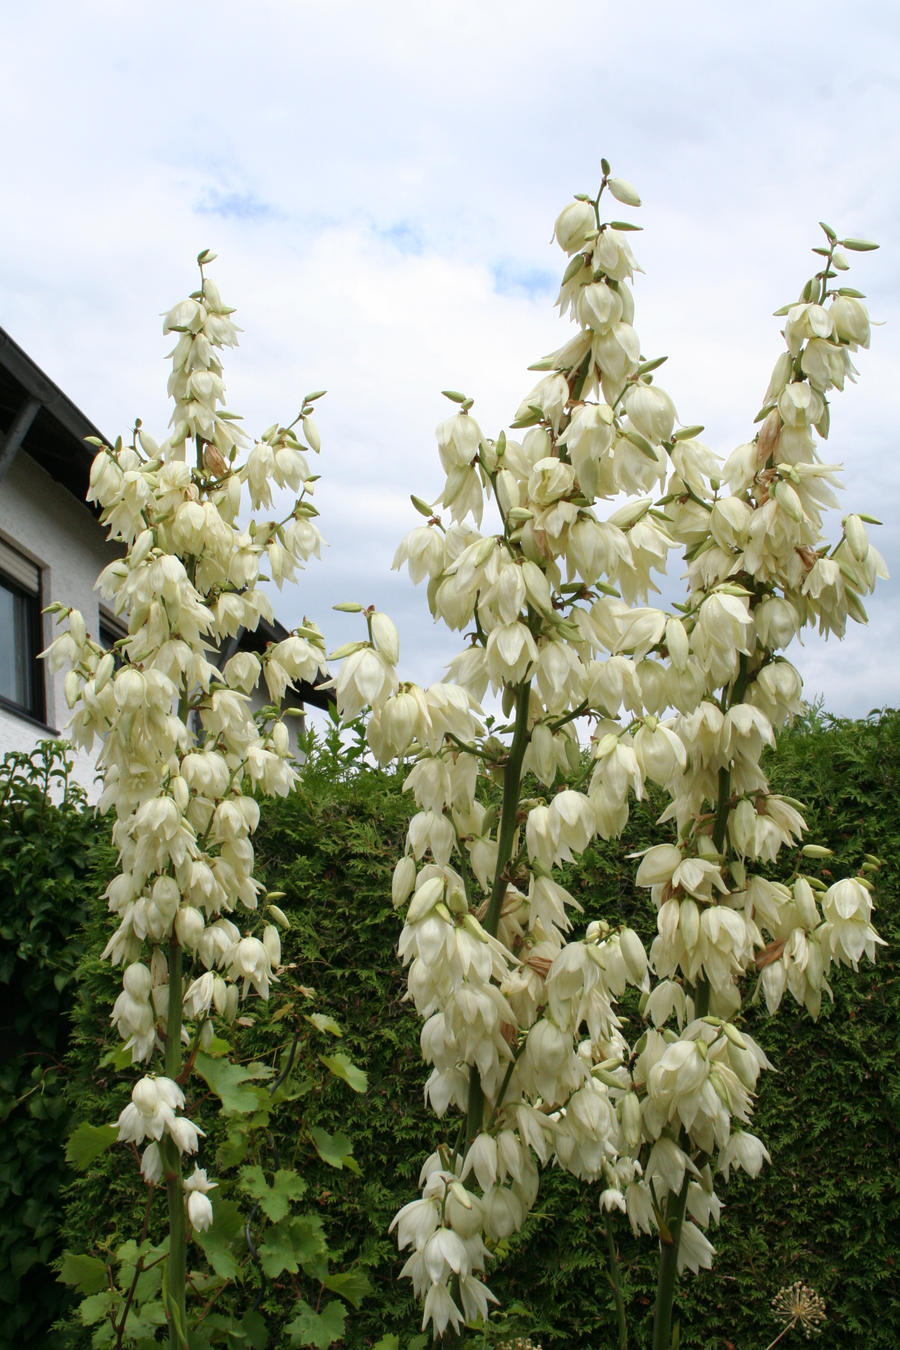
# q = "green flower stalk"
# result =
<box><xmin>46</xmin><ymin>255</ymin><xmax>328</xmax><ymax>1345</ymax></box>
<box><xmin>331</xmin><ymin>165</ymin><xmax>886</xmax><ymax>1343</ymax></box>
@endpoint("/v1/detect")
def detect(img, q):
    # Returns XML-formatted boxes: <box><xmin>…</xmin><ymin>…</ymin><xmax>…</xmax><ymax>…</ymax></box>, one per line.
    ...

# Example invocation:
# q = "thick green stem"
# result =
<box><xmin>465</xmin><ymin>1071</ymin><xmax>485</xmax><ymax>1148</ymax></box>
<box><xmin>605</xmin><ymin>1216</ymin><xmax>628</xmax><ymax>1350</ymax></box>
<box><xmin>712</xmin><ymin>765</ymin><xmax>731</xmax><ymax>856</ymax></box>
<box><xmin>702</xmin><ymin>652</ymin><xmax>753</xmax><ymax>1012</ymax></box>
<box><xmin>651</xmin><ymin>1175</ymin><xmax>690</xmax><ymax>1350</ymax></box>
<box><xmin>693</xmin><ymin>976</ymin><xmax>711</xmax><ymax>1018</ymax></box>
<box><xmin>463</xmin><ymin>681</ymin><xmax>533</xmax><ymax>1146</ymax></box>
<box><xmin>484</xmin><ymin>682</ymin><xmax>533</xmax><ymax>936</ymax></box>
<box><xmin>164</xmin><ymin>938</ymin><xmax>188</xmax><ymax>1349</ymax></box>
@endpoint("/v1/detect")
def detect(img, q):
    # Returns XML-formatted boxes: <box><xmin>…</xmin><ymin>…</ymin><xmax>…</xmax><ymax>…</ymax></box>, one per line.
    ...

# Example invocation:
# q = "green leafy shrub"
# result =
<box><xmin>6</xmin><ymin>709</ymin><xmax>897</xmax><ymax>1347</ymax></box>
<box><xmin>251</xmin><ymin>710</ymin><xmax>900</xmax><ymax>1349</ymax></box>
<box><xmin>477</xmin><ymin>708</ymin><xmax>900</xmax><ymax>1349</ymax></box>
<box><xmin>55</xmin><ymin>719</ymin><xmax>384</xmax><ymax>1347</ymax></box>
<box><xmin>0</xmin><ymin>743</ymin><xmax>114</xmax><ymax>1348</ymax></box>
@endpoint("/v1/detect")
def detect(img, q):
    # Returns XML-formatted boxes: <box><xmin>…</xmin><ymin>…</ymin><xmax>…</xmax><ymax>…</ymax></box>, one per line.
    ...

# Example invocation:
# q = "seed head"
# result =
<box><xmin>771</xmin><ymin>1281</ymin><xmax>827</xmax><ymax>1338</ymax></box>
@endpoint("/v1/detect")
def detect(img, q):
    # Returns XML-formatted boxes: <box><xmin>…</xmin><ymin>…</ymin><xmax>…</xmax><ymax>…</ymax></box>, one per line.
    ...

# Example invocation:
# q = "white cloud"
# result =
<box><xmin>2</xmin><ymin>0</ymin><xmax>898</xmax><ymax>714</ymax></box>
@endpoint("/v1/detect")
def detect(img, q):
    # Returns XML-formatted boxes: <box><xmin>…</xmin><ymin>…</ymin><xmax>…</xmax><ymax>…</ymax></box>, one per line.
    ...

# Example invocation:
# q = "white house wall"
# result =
<box><xmin>0</xmin><ymin>452</ymin><xmax>113</xmax><ymax>793</ymax></box>
<box><xmin>1</xmin><ymin>452</ymin><xmax>308</xmax><ymax>798</ymax></box>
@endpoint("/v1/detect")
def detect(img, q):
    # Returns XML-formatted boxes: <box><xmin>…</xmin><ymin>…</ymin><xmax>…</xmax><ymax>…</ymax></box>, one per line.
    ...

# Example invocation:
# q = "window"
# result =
<box><xmin>0</xmin><ymin>539</ymin><xmax>45</xmax><ymax>723</ymax></box>
<box><xmin>99</xmin><ymin>611</ymin><xmax>127</xmax><ymax>666</ymax></box>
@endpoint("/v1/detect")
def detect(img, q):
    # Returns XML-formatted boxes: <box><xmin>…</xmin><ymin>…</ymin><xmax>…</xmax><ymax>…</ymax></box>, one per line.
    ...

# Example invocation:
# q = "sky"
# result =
<box><xmin>3</xmin><ymin>0</ymin><xmax>898</xmax><ymax>719</ymax></box>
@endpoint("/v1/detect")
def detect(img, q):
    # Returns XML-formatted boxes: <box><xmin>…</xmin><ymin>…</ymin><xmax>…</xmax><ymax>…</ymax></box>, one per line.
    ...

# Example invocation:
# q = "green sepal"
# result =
<box><xmin>327</xmin><ymin>640</ymin><xmax>367</xmax><ymax>661</ymax></box>
<box><xmin>623</xmin><ymin>429</ymin><xmax>659</xmax><ymax>460</ymax></box>
<box><xmin>636</xmin><ymin>355</ymin><xmax>668</xmax><ymax>376</ymax></box>
<box><xmin>561</xmin><ymin>254</ymin><xmax>587</xmax><ymax>285</ymax></box>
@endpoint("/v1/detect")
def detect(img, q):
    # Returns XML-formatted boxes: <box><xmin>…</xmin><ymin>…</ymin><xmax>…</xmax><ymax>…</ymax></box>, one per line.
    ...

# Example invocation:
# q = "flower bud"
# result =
<box><xmin>69</xmin><ymin>609</ymin><xmax>87</xmax><ymax>647</ymax></box>
<box><xmin>793</xmin><ymin>877</ymin><xmax>820</xmax><ymax>929</ymax></box>
<box><xmin>607</xmin><ymin>177</ymin><xmax>641</xmax><ymax>208</ymax></box>
<box><xmin>843</xmin><ymin>514</ymin><xmax>868</xmax><ymax>562</ymax></box>
<box><xmin>175</xmin><ymin>906</ymin><xmax>205</xmax><ymax>950</ymax></box>
<box><xmin>133</xmin><ymin>1077</ymin><xmax>161</xmax><ymax>1117</ymax></box>
<box><xmin>392</xmin><ymin>856</ymin><xmax>417</xmax><ymax>908</ymax></box>
<box><xmin>665</xmin><ymin>617</ymin><xmax>689</xmax><ymax>669</ymax></box>
<box><xmin>89</xmin><ymin>656</ymin><xmax>114</xmax><ymax>700</ymax></box>
<box><xmin>371</xmin><ymin>611</ymin><xmax>400</xmax><ymax>665</ymax></box>
<box><xmin>619</xmin><ymin>927</ymin><xmax>648</xmax><ymax>985</ymax></box>
<box><xmin>187</xmin><ymin>1190</ymin><xmax>214</xmax><ymax>1232</ymax></box>
<box><xmin>262</xmin><ymin>923</ymin><xmax>281</xmax><ymax>968</ymax></box>
<box><xmin>406</xmin><ymin>875</ymin><xmax>445</xmax><ymax>924</ymax></box>
<box><xmin>141</xmin><ymin>1143</ymin><xmax>164</xmax><ymax>1184</ymax></box>
<box><xmin>554</xmin><ymin>200</ymin><xmax>596</xmax><ymax>254</ymax></box>
<box><xmin>114</xmin><ymin>667</ymin><xmax>146</xmax><ymax>710</ymax></box>
<box><xmin>212</xmin><ymin>976</ymin><xmax>229</xmax><ymax>1016</ymax></box>
<box><xmin>679</xmin><ymin>898</ymin><xmax>700</xmax><ymax>950</ymax></box>
<box><xmin>302</xmin><ymin>415</ymin><xmax>321</xmax><ymax>452</ymax></box>
<box><xmin>619</xmin><ymin>1091</ymin><xmax>643</xmax><ymax>1150</ymax></box>
<box><xmin>64</xmin><ymin>670</ymin><xmax>81</xmax><ymax>709</ymax></box>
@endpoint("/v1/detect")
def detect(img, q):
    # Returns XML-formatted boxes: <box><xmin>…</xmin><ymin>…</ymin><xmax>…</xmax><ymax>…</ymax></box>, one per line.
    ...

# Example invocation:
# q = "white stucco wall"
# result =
<box><xmin>1</xmin><ymin>452</ymin><xmax>307</xmax><ymax>796</ymax></box>
<box><xmin>0</xmin><ymin>452</ymin><xmax>114</xmax><ymax>793</ymax></box>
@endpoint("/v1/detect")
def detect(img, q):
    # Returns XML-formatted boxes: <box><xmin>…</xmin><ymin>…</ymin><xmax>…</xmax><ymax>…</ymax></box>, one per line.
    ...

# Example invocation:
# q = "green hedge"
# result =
<box><xmin>0</xmin><ymin>744</ymin><xmax>115</xmax><ymax>1348</ymax></box>
<box><xmin>485</xmin><ymin>708</ymin><xmax>900</xmax><ymax>1348</ymax></box>
<box><xmin>4</xmin><ymin>712</ymin><xmax>898</xmax><ymax>1348</ymax></box>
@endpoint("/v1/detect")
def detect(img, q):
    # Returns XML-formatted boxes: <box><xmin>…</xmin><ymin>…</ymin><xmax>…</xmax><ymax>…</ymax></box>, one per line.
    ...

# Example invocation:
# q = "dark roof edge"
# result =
<box><xmin>0</xmin><ymin>326</ymin><xmax>336</xmax><ymax>706</ymax></box>
<box><xmin>0</xmin><ymin>325</ymin><xmax>106</xmax><ymax>453</ymax></box>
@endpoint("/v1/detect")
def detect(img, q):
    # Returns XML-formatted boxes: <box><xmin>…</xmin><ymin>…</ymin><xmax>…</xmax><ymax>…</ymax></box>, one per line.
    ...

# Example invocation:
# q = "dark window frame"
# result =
<box><xmin>0</xmin><ymin>561</ymin><xmax>47</xmax><ymax>726</ymax></box>
<box><xmin>99</xmin><ymin>610</ymin><xmax>128</xmax><ymax>668</ymax></box>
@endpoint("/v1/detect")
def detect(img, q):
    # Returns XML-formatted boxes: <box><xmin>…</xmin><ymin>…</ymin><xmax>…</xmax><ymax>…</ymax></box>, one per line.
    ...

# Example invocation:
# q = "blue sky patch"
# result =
<box><xmin>491</xmin><ymin>259</ymin><xmax>555</xmax><ymax>299</ymax></box>
<box><xmin>373</xmin><ymin>220</ymin><xmax>424</xmax><ymax>255</ymax></box>
<box><xmin>195</xmin><ymin>190</ymin><xmax>277</xmax><ymax>222</ymax></box>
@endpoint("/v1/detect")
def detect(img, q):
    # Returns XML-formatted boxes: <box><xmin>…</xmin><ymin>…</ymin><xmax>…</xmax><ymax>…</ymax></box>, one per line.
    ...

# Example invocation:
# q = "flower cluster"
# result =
<box><xmin>333</xmin><ymin>171</ymin><xmax>885</xmax><ymax>1334</ymax></box>
<box><xmin>46</xmin><ymin>253</ymin><xmax>328</xmax><ymax>1232</ymax></box>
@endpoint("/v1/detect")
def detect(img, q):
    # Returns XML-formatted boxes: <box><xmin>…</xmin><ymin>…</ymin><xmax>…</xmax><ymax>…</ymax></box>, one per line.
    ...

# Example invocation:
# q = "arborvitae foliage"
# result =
<box><xmin>481</xmin><ymin>708</ymin><xmax>900</xmax><ymax>1349</ymax></box>
<box><xmin>0</xmin><ymin>744</ymin><xmax>115</xmax><ymax>1348</ymax></box>
<box><xmin>55</xmin><ymin>720</ymin><xmax>381</xmax><ymax>1348</ymax></box>
<box><xmin>12</xmin><ymin>709</ymin><xmax>898</xmax><ymax>1347</ymax></box>
<box><xmin>258</xmin><ymin>709</ymin><xmax>900</xmax><ymax>1349</ymax></box>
